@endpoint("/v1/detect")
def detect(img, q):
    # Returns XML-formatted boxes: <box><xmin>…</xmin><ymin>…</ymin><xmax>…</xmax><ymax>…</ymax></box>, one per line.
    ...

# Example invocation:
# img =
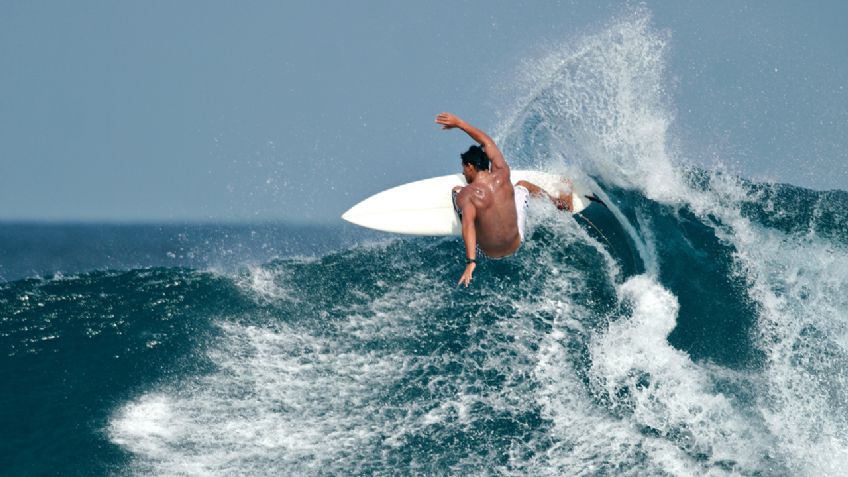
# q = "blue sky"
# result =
<box><xmin>2</xmin><ymin>1</ymin><xmax>846</xmax><ymax>222</ymax></box>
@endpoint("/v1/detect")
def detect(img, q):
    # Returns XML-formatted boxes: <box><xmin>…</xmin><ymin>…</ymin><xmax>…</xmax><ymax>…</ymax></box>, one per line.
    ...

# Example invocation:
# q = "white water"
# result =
<box><xmin>499</xmin><ymin>6</ymin><xmax>848</xmax><ymax>475</ymax></box>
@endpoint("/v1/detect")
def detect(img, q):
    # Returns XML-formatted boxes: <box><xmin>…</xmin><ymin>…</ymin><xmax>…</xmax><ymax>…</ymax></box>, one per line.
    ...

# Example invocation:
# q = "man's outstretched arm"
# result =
<box><xmin>435</xmin><ymin>112</ymin><xmax>509</xmax><ymax>173</ymax></box>
<box><xmin>457</xmin><ymin>195</ymin><xmax>478</xmax><ymax>287</ymax></box>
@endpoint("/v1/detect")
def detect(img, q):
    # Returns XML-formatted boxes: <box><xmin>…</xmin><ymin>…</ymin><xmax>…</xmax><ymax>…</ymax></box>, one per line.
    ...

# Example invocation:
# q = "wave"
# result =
<box><xmin>3</xmin><ymin>7</ymin><xmax>847</xmax><ymax>476</ymax></box>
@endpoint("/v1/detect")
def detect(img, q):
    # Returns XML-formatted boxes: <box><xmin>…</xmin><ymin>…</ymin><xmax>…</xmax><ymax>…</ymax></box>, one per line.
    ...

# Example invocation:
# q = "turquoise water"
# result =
<box><xmin>4</xmin><ymin>10</ymin><xmax>848</xmax><ymax>476</ymax></box>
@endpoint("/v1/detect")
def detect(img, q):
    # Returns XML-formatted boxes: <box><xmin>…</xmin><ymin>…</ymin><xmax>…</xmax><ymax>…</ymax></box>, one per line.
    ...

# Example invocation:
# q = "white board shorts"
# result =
<box><xmin>514</xmin><ymin>185</ymin><xmax>530</xmax><ymax>243</ymax></box>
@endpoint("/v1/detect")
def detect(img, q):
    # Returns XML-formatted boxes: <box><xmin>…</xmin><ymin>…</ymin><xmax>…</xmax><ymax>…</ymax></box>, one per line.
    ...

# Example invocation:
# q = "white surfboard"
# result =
<box><xmin>341</xmin><ymin>170</ymin><xmax>595</xmax><ymax>236</ymax></box>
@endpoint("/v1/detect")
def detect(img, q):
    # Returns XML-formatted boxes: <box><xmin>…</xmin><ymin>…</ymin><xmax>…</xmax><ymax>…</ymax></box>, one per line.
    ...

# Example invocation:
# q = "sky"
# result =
<box><xmin>1</xmin><ymin>1</ymin><xmax>846</xmax><ymax>223</ymax></box>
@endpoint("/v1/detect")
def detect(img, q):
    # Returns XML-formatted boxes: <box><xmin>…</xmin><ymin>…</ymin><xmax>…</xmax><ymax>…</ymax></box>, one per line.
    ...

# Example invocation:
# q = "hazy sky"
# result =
<box><xmin>2</xmin><ymin>1</ymin><xmax>846</xmax><ymax>222</ymax></box>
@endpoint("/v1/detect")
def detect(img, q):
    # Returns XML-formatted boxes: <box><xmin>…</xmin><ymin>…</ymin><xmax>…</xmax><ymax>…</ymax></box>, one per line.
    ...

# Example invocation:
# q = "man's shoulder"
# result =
<box><xmin>458</xmin><ymin>183</ymin><xmax>491</xmax><ymax>208</ymax></box>
<box><xmin>455</xmin><ymin>185</ymin><xmax>477</xmax><ymax>203</ymax></box>
<box><xmin>491</xmin><ymin>167</ymin><xmax>511</xmax><ymax>183</ymax></box>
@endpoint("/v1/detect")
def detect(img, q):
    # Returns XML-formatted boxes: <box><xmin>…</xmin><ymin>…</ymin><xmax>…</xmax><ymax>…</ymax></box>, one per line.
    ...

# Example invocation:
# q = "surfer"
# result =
<box><xmin>436</xmin><ymin>112</ymin><xmax>572</xmax><ymax>286</ymax></box>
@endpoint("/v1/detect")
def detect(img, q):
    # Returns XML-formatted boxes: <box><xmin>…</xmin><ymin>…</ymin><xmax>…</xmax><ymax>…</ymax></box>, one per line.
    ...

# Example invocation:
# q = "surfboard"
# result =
<box><xmin>341</xmin><ymin>170</ymin><xmax>596</xmax><ymax>236</ymax></box>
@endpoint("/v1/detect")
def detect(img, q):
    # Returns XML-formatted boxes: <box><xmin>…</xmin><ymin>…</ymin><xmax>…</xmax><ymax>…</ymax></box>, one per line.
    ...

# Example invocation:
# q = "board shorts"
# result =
<box><xmin>452</xmin><ymin>185</ymin><xmax>530</xmax><ymax>259</ymax></box>
<box><xmin>514</xmin><ymin>185</ymin><xmax>530</xmax><ymax>242</ymax></box>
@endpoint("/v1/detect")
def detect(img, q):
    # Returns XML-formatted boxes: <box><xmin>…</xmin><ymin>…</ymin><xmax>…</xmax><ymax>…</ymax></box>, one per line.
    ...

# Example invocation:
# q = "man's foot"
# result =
<box><xmin>555</xmin><ymin>193</ymin><xmax>573</xmax><ymax>212</ymax></box>
<box><xmin>555</xmin><ymin>178</ymin><xmax>573</xmax><ymax>212</ymax></box>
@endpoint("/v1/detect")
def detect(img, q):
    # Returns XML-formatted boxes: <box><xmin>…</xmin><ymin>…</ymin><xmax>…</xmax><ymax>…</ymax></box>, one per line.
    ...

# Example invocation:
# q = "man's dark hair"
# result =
<box><xmin>461</xmin><ymin>145</ymin><xmax>490</xmax><ymax>171</ymax></box>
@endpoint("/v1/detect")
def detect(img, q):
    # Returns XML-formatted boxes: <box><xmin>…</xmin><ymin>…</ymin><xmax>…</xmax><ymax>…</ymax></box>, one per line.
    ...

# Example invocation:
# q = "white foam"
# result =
<box><xmin>110</xmin><ymin>394</ymin><xmax>185</xmax><ymax>458</ymax></box>
<box><xmin>513</xmin><ymin>274</ymin><xmax>776</xmax><ymax>476</ymax></box>
<box><xmin>499</xmin><ymin>7</ymin><xmax>688</xmax><ymax>204</ymax></box>
<box><xmin>519</xmin><ymin>8</ymin><xmax>848</xmax><ymax>473</ymax></box>
<box><xmin>702</xmin><ymin>184</ymin><xmax>848</xmax><ymax>475</ymax></box>
<box><xmin>234</xmin><ymin>264</ymin><xmax>295</xmax><ymax>303</ymax></box>
<box><xmin>494</xmin><ymin>7</ymin><xmax>848</xmax><ymax>474</ymax></box>
<box><xmin>531</xmin><ymin>322</ymin><xmax>696</xmax><ymax>476</ymax></box>
<box><xmin>109</xmin><ymin>268</ymin><xmax>458</xmax><ymax>475</ymax></box>
<box><xmin>108</xmin><ymin>225</ymin><xmax>620</xmax><ymax>475</ymax></box>
<box><xmin>523</xmin><ymin>196</ymin><xmax>623</xmax><ymax>283</ymax></box>
<box><xmin>110</xmin><ymin>319</ymin><xmax>415</xmax><ymax>475</ymax></box>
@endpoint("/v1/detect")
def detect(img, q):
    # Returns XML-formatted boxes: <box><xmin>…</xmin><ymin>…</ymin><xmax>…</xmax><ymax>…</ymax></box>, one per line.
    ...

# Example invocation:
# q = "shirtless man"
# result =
<box><xmin>436</xmin><ymin>112</ymin><xmax>571</xmax><ymax>286</ymax></box>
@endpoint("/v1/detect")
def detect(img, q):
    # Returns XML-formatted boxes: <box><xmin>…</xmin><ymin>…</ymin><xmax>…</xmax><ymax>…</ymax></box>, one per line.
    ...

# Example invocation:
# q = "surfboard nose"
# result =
<box><xmin>341</xmin><ymin>199</ymin><xmax>370</xmax><ymax>226</ymax></box>
<box><xmin>340</xmin><ymin>209</ymin><xmax>359</xmax><ymax>225</ymax></box>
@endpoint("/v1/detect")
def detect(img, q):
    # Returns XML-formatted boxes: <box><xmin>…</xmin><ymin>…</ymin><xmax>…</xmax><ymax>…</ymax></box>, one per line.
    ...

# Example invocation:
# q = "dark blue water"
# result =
<box><xmin>1</xmin><ymin>223</ymin><xmax>374</xmax><ymax>476</ymax></box>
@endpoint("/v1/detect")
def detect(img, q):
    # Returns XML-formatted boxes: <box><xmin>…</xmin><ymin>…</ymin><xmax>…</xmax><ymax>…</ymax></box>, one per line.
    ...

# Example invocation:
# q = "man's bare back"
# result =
<box><xmin>454</xmin><ymin>169</ymin><xmax>520</xmax><ymax>258</ymax></box>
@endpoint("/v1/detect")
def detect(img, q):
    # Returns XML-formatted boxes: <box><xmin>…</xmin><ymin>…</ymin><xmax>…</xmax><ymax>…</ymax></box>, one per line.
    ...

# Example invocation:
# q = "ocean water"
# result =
<box><xmin>4</xmin><ymin>10</ymin><xmax>848</xmax><ymax>477</ymax></box>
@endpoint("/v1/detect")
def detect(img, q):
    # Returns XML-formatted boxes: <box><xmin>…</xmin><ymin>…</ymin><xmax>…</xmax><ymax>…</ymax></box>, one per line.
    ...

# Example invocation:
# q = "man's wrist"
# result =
<box><xmin>465</xmin><ymin>257</ymin><xmax>476</xmax><ymax>265</ymax></box>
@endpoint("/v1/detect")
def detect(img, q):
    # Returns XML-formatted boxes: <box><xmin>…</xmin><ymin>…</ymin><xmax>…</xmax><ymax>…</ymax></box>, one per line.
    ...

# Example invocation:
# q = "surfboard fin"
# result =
<box><xmin>584</xmin><ymin>194</ymin><xmax>607</xmax><ymax>208</ymax></box>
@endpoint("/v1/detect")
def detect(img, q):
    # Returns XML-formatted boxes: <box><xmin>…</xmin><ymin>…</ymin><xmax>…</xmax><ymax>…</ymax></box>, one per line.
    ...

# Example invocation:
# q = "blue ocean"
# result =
<box><xmin>4</xmin><ymin>13</ymin><xmax>848</xmax><ymax>477</ymax></box>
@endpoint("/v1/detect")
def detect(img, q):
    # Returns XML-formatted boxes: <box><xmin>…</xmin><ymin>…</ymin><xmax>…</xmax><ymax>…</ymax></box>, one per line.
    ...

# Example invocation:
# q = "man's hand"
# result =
<box><xmin>458</xmin><ymin>262</ymin><xmax>476</xmax><ymax>287</ymax></box>
<box><xmin>436</xmin><ymin>112</ymin><xmax>463</xmax><ymax>130</ymax></box>
<box><xmin>435</xmin><ymin>112</ymin><xmax>508</xmax><ymax>173</ymax></box>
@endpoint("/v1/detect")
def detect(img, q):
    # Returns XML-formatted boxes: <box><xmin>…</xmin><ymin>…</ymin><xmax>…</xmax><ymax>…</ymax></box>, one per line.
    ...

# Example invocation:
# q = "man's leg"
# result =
<box><xmin>515</xmin><ymin>180</ymin><xmax>573</xmax><ymax>212</ymax></box>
